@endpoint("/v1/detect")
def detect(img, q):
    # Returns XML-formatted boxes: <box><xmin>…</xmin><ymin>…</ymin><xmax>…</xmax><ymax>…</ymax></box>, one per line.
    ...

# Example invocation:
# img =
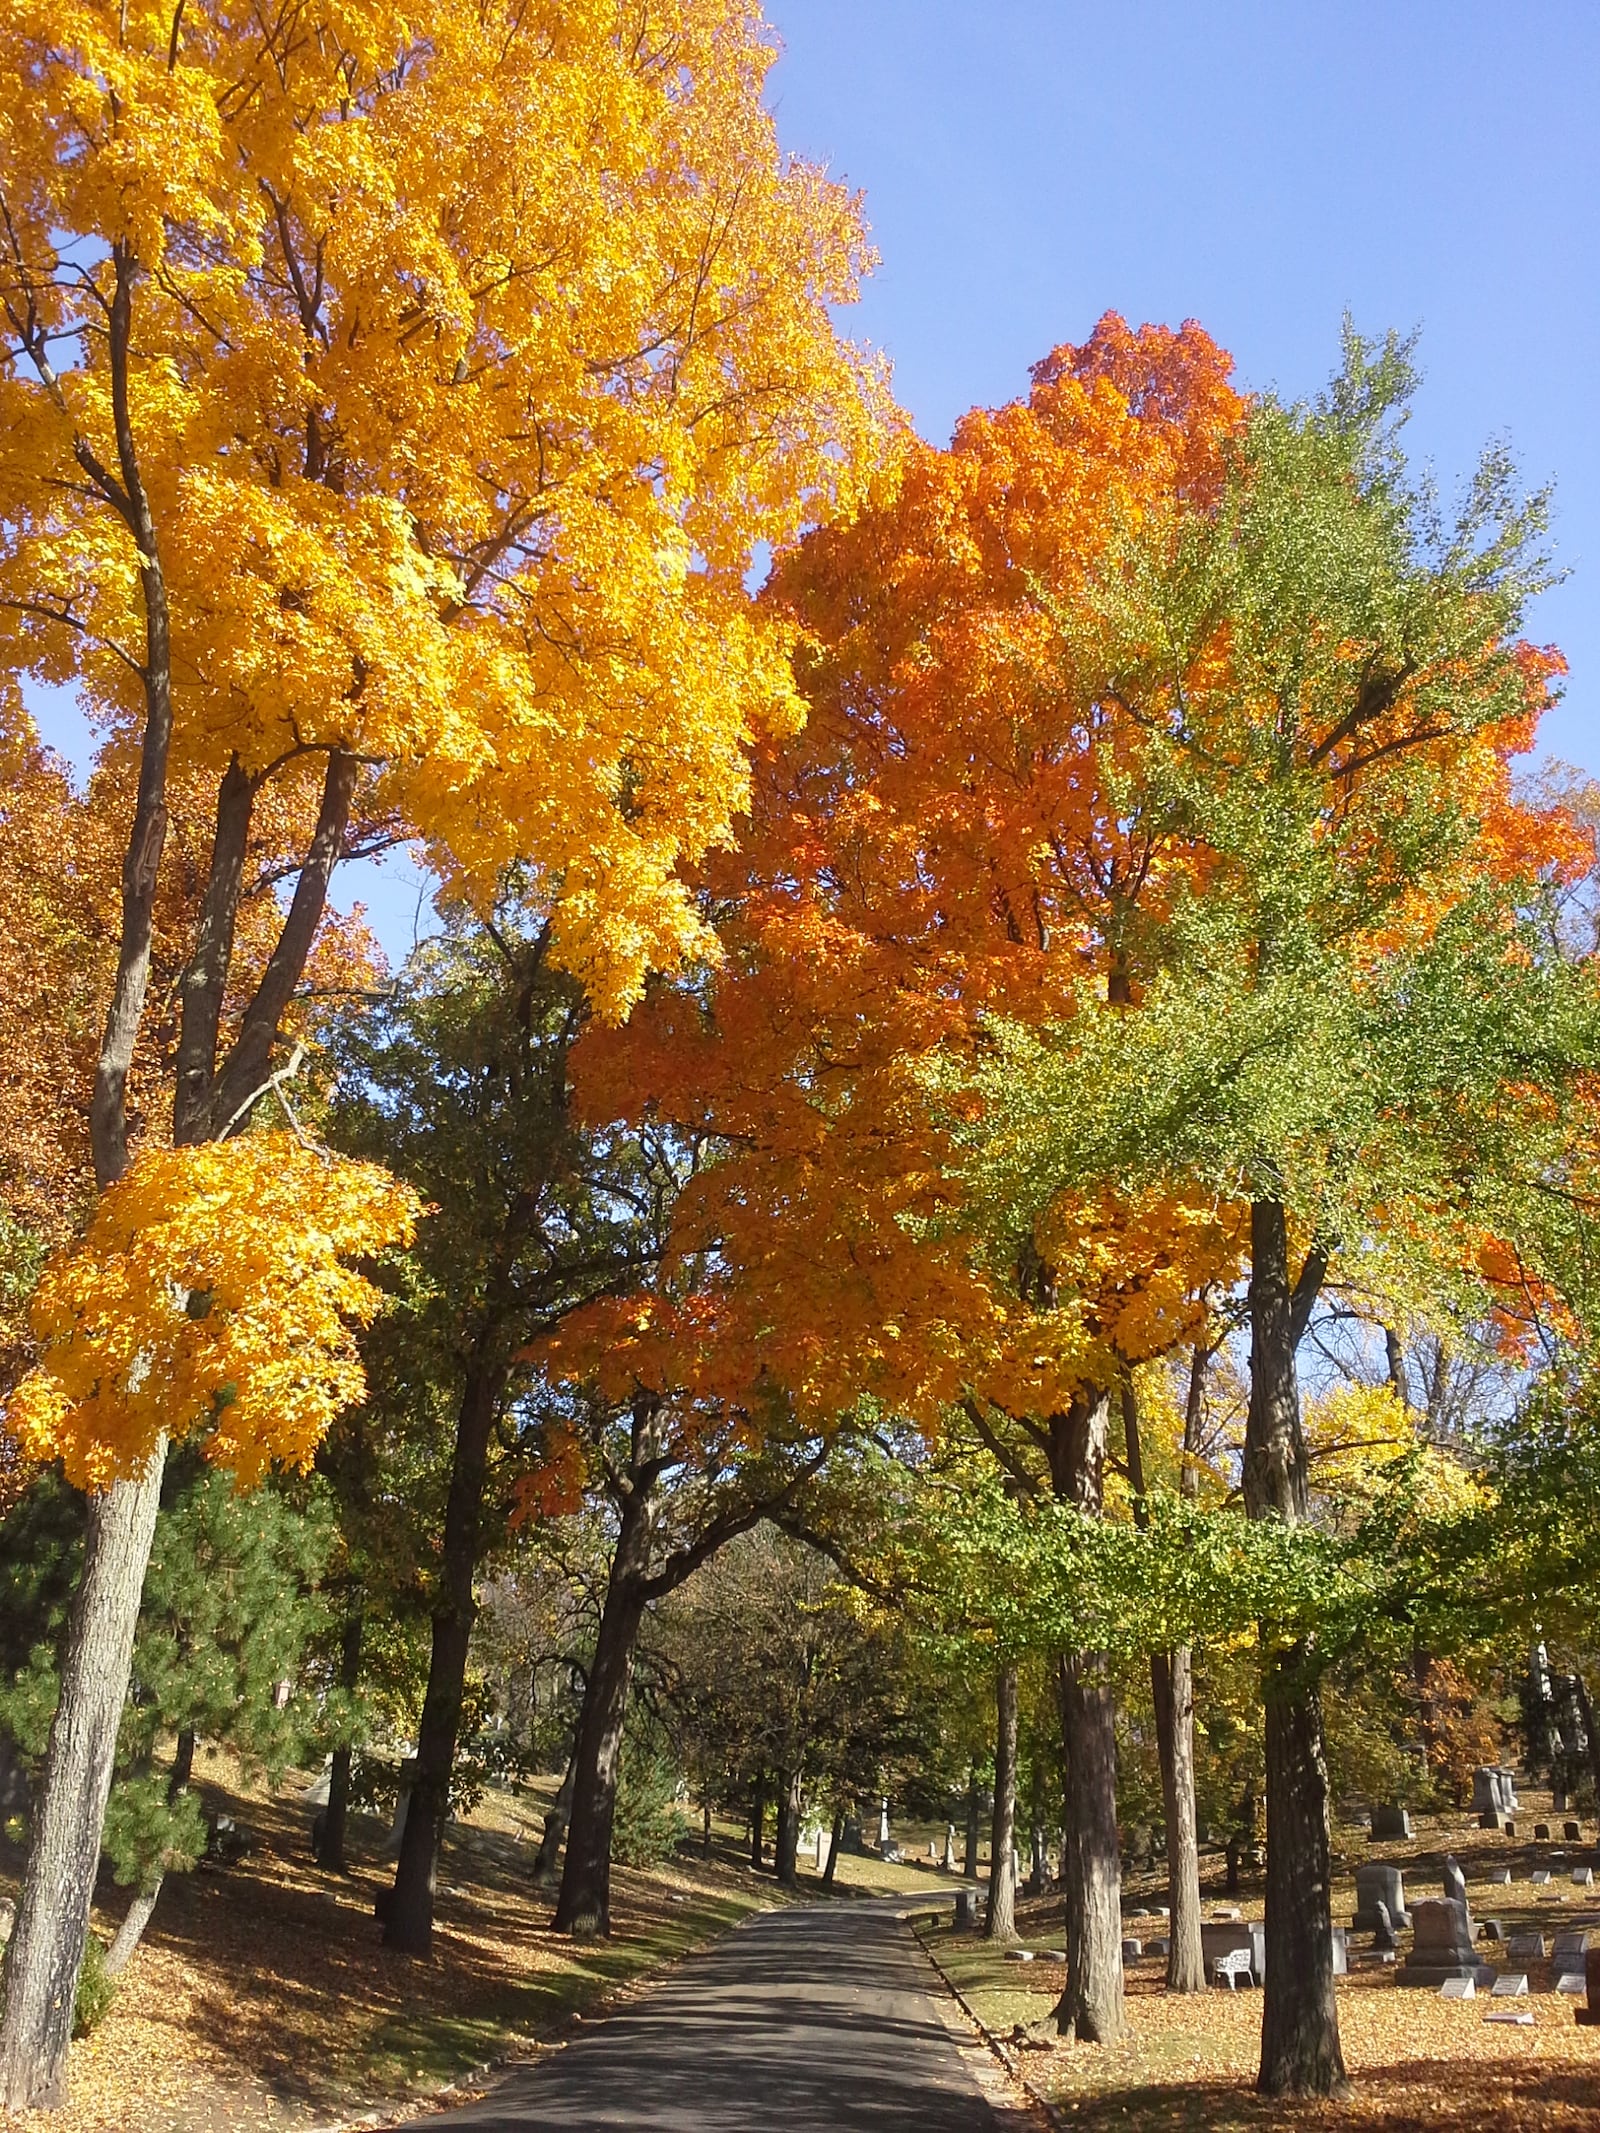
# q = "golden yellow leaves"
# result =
<box><xmin>1</xmin><ymin>0</ymin><xmax>887</xmax><ymax>1023</ymax></box>
<box><xmin>6</xmin><ymin>1134</ymin><xmax>418</xmax><ymax>1492</ymax></box>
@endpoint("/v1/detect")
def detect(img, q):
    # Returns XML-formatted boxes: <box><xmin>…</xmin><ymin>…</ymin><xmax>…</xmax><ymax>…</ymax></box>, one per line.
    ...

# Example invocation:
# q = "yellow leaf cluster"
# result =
<box><xmin>6</xmin><ymin>1134</ymin><xmax>418</xmax><ymax>1491</ymax></box>
<box><xmin>0</xmin><ymin>0</ymin><xmax>887</xmax><ymax>1017</ymax></box>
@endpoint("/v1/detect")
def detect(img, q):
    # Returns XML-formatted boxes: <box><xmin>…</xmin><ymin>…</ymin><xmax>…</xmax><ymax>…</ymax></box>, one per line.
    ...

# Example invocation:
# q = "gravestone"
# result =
<box><xmin>1483</xmin><ymin>2009</ymin><xmax>1534</xmax><ymax>2025</ymax></box>
<box><xmin>1491</xmin><ymin>1973</ymin><xmax>1530</xmax><ymax>1996</ymax></box>
<box><xmin>1558</xmin><ymin>1973</ymin><xmax>1586</xmax><ymax>1995</ymax></box>
<box><xmin>878</xmin><ymin>1799</ymin><xmax>891</xmax><ymax>1849</ymax></box>
<box><xmin>1472</xmin><ymin>1766</ymin><xmax>1519</xmax><ymax>1817</ymax></box>
<box><xmin>1211</xmin><ymin>1906</ymin><xmax>1242</xmax><ymax>1921</ymax></box>
<box><xmin>1574</xmin><ymin>1868</ymin><xmax>1594</xmax><ymax>1889</ymax></box>
<box><xmin>1354</xmin><ymin>1863</ymin><xmax>1410</xmax><ymax>1931</ymax></box>
<box><xmin>1554</xmin><ymin>1787</ymin><xmax>1570</xmax><ymax>1813</ymax></box>
<box><xmin>1553</xmin><ymin>1929</ymin><xmax>1592</xmax><ymax>1969</ymax></box>
<box><xmin>943</xmin><ymin>1823</ymin><xmax>957</xmax><ymax>1872</ymax></box>
<box><xmin>1504</xmin><ymin>1821</ymin><xmax>1517</xmax><ymax>1837</ymax></box>
<box><xmin>1533</xmin><ymin>1870</ymin><xmax>1552</xmax><ymax>1886</ymax></box>
<box><xmin>842</xmin><ymin>1815</ymin><xmax>863</xmax><ymax>1854</ymax></box>
<box><xmin>1439</xmin><ymin>1976</ymin><xmax>1475</xmax><ymax>1999</ymax></box>
<box><xmin>1442</xmin><ymin>1856</ymin><xmax>1468</xmax><ymax>1909</ymax></box>
<box><xmin>954</xmin><ymin>1888</ymin><xmax>980</xmax><ymax>1930</ymax></box>
<box><xmin>1566</xmin><ymin>1820</ymin><xmax>1584</xmax><ymax>1842</ymax></box>
<box><xmin>1372</xmin><ymin>1900</ymin><xmax>1398</xmax><ymax>1954</ymax></box>
<box><xmin>1480</xmin><ymin>1920</ymin><xmax>1506</xmax><ymax>1941</ymax></box>
<box><xmin>1148</xmin><ymin>1935</ymin><xmax>1170</xmax><ymax>1957</ymax></box>
<box><xmin>1402</xmin><ymin>1898</ymin><xmax>1493</xmax><ymax>1988</ymax></box>
<box><xmin>1370</xmin><ymin>1805</ymin><xmax>1412</xmax><ymax>1840</ymax></box>
<box><xmin>1005</xmin><ymin>1948</ymin><xmax>1035</xmax><ymax>1963</ymax></box>
<box><xmin>1492</xmin><ymin>1869</ymin><xmax>1513</xmax><ymax>1885</ymax></box>
<box><xmin>1580</xmin><ymin>1946</ymin><xmax>1600</xmax><ymax>2027</ymax></box>
<box><xmin>1536</xmin><ymin>1823</ymin><xmax>1552</xmax><ymax>1841</ymax></box>
<box><xmin>1121</xmin><ymin>1938</ymin><xmax>1143</xmax><ymax>1961</ymax></box>
<box><xmin>1481</xmin><ymin>1811</ymin><xmax>1507</xmax><ymax>1831</ymax></box>
<box><xmin>814</xmin><ymin>1826</ymin><xmax>832</xmax><ymax>1873</ymax></box>
<box><xmin>1508</xmin><ymin>1932</ymin><xmax>1547</xmax><ymax>1961</ymax></box>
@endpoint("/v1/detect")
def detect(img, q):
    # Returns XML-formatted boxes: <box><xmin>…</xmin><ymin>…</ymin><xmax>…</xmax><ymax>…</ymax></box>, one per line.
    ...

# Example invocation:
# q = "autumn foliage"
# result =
<box><xmin>7</xmin><ymin>1134</ymin><xmax>418</xmax><ymax>1491</ymax></box>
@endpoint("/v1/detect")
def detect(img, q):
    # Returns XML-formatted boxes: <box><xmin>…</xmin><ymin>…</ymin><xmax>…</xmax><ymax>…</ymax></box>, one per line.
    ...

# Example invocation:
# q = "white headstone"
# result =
<box><xmin>1482</xmin><ymin>2009</ymin><xmax>1535</xmax><ymax>2025</ymax></box>
<box><xmin>1558</xmin><ymin>1973</ymin><xmax>1586</xmax><ymax>1995</ymax></box>
<box><xmin>1491</xmin><ymin>1973</ymin><xmax>1529</xmax><ymax>1996</ymax></box>
<box><xmin>1439</xmin><ymin>1976</ymin><xmax>1475</xmax><ymax>1999</ymax></box>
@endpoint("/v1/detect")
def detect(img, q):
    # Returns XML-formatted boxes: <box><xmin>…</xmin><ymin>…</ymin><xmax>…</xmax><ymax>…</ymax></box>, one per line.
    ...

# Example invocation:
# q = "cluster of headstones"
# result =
<box><xmin>1356</xmin><ymin>1853</ymin><xmax>1600</xmax><ymax>2024</ymax></box>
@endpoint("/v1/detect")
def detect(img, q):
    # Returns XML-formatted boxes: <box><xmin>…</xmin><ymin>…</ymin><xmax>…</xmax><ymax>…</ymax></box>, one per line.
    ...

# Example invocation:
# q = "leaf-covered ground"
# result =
<box><xmin>927</xmin><ymin>1795</ymin><xmax>1600</xmax><ymax>2130</ymax></box>
<box><xmin>0</xmin><ymin>1758</ymin><xmax>790</xmax><ymax>2133</ymax></box>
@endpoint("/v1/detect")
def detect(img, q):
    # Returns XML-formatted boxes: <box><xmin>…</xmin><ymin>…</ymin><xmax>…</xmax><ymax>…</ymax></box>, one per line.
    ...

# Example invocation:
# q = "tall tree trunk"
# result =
<box><xmin>964</xmin><ymin>1763</ymin><xmax>981</xmax><ymax>1878</ymax></box>
<box><xmin>985</xmin><ymin>1663</ymin><xmax>1019</xmax><ymax>1943</ymax></box>
<box><xmin>0</xmin><ymin>250</ymin><xmax>179</xmax><ymax>2113</ymax></box>
<box><xmin>1245</xmin><ymin>1197</ymin><xmax>1347</xmax><ymax>2099</ymax></box>
<box><xmin>317</xmin><ymin>1613</ymin><xmax>363</xmax><ymax>1874</ymax></box>
<box><xmin>1058</xmin><ymin>1650</ymin><xmax>1126</xmax><ymax>2040</ymax></box>
<box><xmin>775</xmin><ymin>1768</ymin><xmax>803</xmax><ymax>1886</ymax></box>
<box><xmin>554</xmin><ymin>1428</ymin><xmax>661</xmax><ymax>1939</ymax></box>
<box><xmin>0</xmin><ymin>1450</ymin><xmax>165</xmax><ymax>2105</ymax></box>
<box><xmin>1568</xmin><ymin>1672</ymin><xmax>1600</xmax><ymax>1814</ymax></box>
<box><xmin>1124</xmin><ymin>1365</ymin><xmax>1206</xmax><ymax>1994</ymax></box>
<box><xmin>749</xmin><ymin>1767</ymin><xmax>767</xmax><ymax>1870</ymax></box>
<box><xmin>1151</xmin><ymin>1648</ymin><xmax>1205</xmax><ymax>1992</ymax></box>
<box><xmin>822</xmin><ymin>1802</ymin><xmax>843</xmax><ymax>1888</ymax></box>
<box><xmin>552</xmin><ymin>1574</ymin><xmax>646</xmax><ymax>1935</ymax></box>
<box><xmin>385</xmin><ymin>1350</ymin><xmax>502</xmax><ymax>1954</ymax></box>
<box><xmin>1051</xmin><ymin>1392</ymin><xmax>1125</xmax><ymax>2042</ymax></box>
<box><xmin>532</xmin><ymin>1757</ymin><xmax>575</xmax><ymax>1888</ymax></box>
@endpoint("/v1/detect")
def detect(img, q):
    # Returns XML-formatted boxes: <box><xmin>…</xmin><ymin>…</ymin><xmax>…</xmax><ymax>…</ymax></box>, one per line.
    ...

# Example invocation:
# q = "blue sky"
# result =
<box><xmin>767</xmin><ymin>0</ymin><xmax>1599</xmax><ymax>767</ymax></box>
<box><xmin>25</xmin><ymin>2</ymin><xmax>1598</xmax><ymax>959</ymax></box>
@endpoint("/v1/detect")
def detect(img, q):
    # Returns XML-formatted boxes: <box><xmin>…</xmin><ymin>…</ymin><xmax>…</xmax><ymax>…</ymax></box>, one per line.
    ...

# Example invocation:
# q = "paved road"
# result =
<box><xmin>417</xmin><ymin>1899</ymin><xmax>1016</xmax><ymax>2131</ymax></box>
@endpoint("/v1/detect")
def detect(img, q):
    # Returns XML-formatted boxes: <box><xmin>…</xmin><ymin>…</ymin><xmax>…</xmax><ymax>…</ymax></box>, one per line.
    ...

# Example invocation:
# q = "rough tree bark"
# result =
<box><xmin>317</xmin><ymin>1613</ymin><xmax>364</xmax><ymax>1874</ymax></box>
<box><xmin>749</xmin><ymin>1767</ymin><xmax>767</xmax><ymax>1871</ymax></box>
<box><xmin>1051</xmin><ymin>1393</ymin><xmax>1126</xmax><ymax>2043</ymax></box>
<box><xmin>821</xmin><ymin>1802</ymin><xmax>843</xmax><ymax>1888</ymax></box>
<box><xmin>532</xmin><ymin>1757</ymin><xmax>576</xmax><ymax>1888</ymax></box>
<box><xmin>1123</xmin><ymin>1364</ymin><xmax>1206</xmax><ymax>1994</ymax></box>
<box><xmin>985</xmin><ymin>1663</ymin><xmax>1019</xmax><ymax>1943</ymax></box>
<box><xmin>385</xmin><ymin>1348</ymin><xmax>505</xmax><ymax>1954</ymax></box>
<box><xmin>775</xmin><ymin>1768</ymin><xmax>803</xmax><ymax>1886</ymax></box>
<box><xmin>1245</xmin><ymin>1197</ymin><xmax>1348</xmax><ymax>2099</ymax></box>
<box><xmin>0</xmin><ymin>248</ymin><xmax>178</xmax><ymax>2109</ymax></box>
<box><xmin>0</xmin><ymin>1450</ymin><xmax>165</xmax><ymax>2095</ymax></box>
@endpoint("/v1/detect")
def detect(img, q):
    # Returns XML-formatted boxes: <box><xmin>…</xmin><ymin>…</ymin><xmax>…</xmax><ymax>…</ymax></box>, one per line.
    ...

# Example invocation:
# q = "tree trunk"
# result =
<box><xmin>985</xmin><ymin>1663</ymin><xmax>1019</xmax><ymax>1943</ymax></box>
<box><xmin>1123</xmin><ymin>1365</ymin><xmax>1205</xmax><ymax>1994</ymax></box>
<box><xmin>1245</xmin><ymin>1197</ymin><xmax>1348</xmax><ymax>2099</ymax></box>
<box><xmin>553</xmin><ymin>1437</ymin><xmax>662</xmax><ymax>1942</ymax></box>
<box><xmin>1050</xmin><ymin>1392</ymin><xmax>1125</xmax><ymax>2042</ymax></box>
<box><xmin>964</xmin><ymin>1764</ymin><xmax>981</xmax><ymax>1879</ymax></box>
<box><xmin>822</xmin><ymin>1802</ymin><xmax>843</xmax><ymax>1888</ymax></box>
<box><xmin>775</xmin><ymin>1768</ymin><xmax>803</xmax><ymax>1887</ymax></box>
<box><xmin>385</xmin><ymin>1350</ymin><xmax>503</xmax><ymax>1954</ymax></box>
<box><xmin>1568</xmin><ymin>1672</ymin><xmax>1600</xmax><ymax>1815</ymax></box>
<box><xmin>317</xmin><ymin>1613</ymin><xmax>363</xmax><ymax>1874</ymax></box>
<box><xmin>0</xmin><ymin>1452</ymin><xmax>165</xmax><ymax>2107</ymax></box>
<box><xmin>0</xmin><ymin>253</ymin><xmax>179</xmax><ymax>2113</ymax></box>
<box><xmin>749</xmin><ymin>1767</ymin><xmax>767</xmax><ymax>1871</ymax></box>
<box><xmin>1152</xmin><ymin>1648</ymin><xmax>1206</xmax><ymax>1992</ymax></box>
<box><xmin>1057</xmin><ymin>1651</ymin><xmax>1126</xmax><ymax>2040</ymax></box>
<box><xmin>168</xmin><ymin>1728</ymin><xmax>195</xmax><ymax>1799</ymax></box>
<box><xmin>702</xmin><ymin>1799</ymin><xmax>713</xmax><ymax>1860</ymax></box>
<box><xmin>103</xmin><ymin>1881</ymin><xmax>161</xmax><ymax>1978</ymax></box>
<box><xmin>532</xmin><ymin>1757</ymin><xmax>575</xmax><ymax>1888</ymax></box>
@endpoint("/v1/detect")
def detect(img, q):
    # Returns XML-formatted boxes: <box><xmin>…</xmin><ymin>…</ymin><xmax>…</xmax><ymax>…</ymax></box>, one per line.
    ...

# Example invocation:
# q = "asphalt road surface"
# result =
<box><xmin>415</xmin><ymin>1898</ymin><xmax>1022</xmax><ymax>2131</ymax></box>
